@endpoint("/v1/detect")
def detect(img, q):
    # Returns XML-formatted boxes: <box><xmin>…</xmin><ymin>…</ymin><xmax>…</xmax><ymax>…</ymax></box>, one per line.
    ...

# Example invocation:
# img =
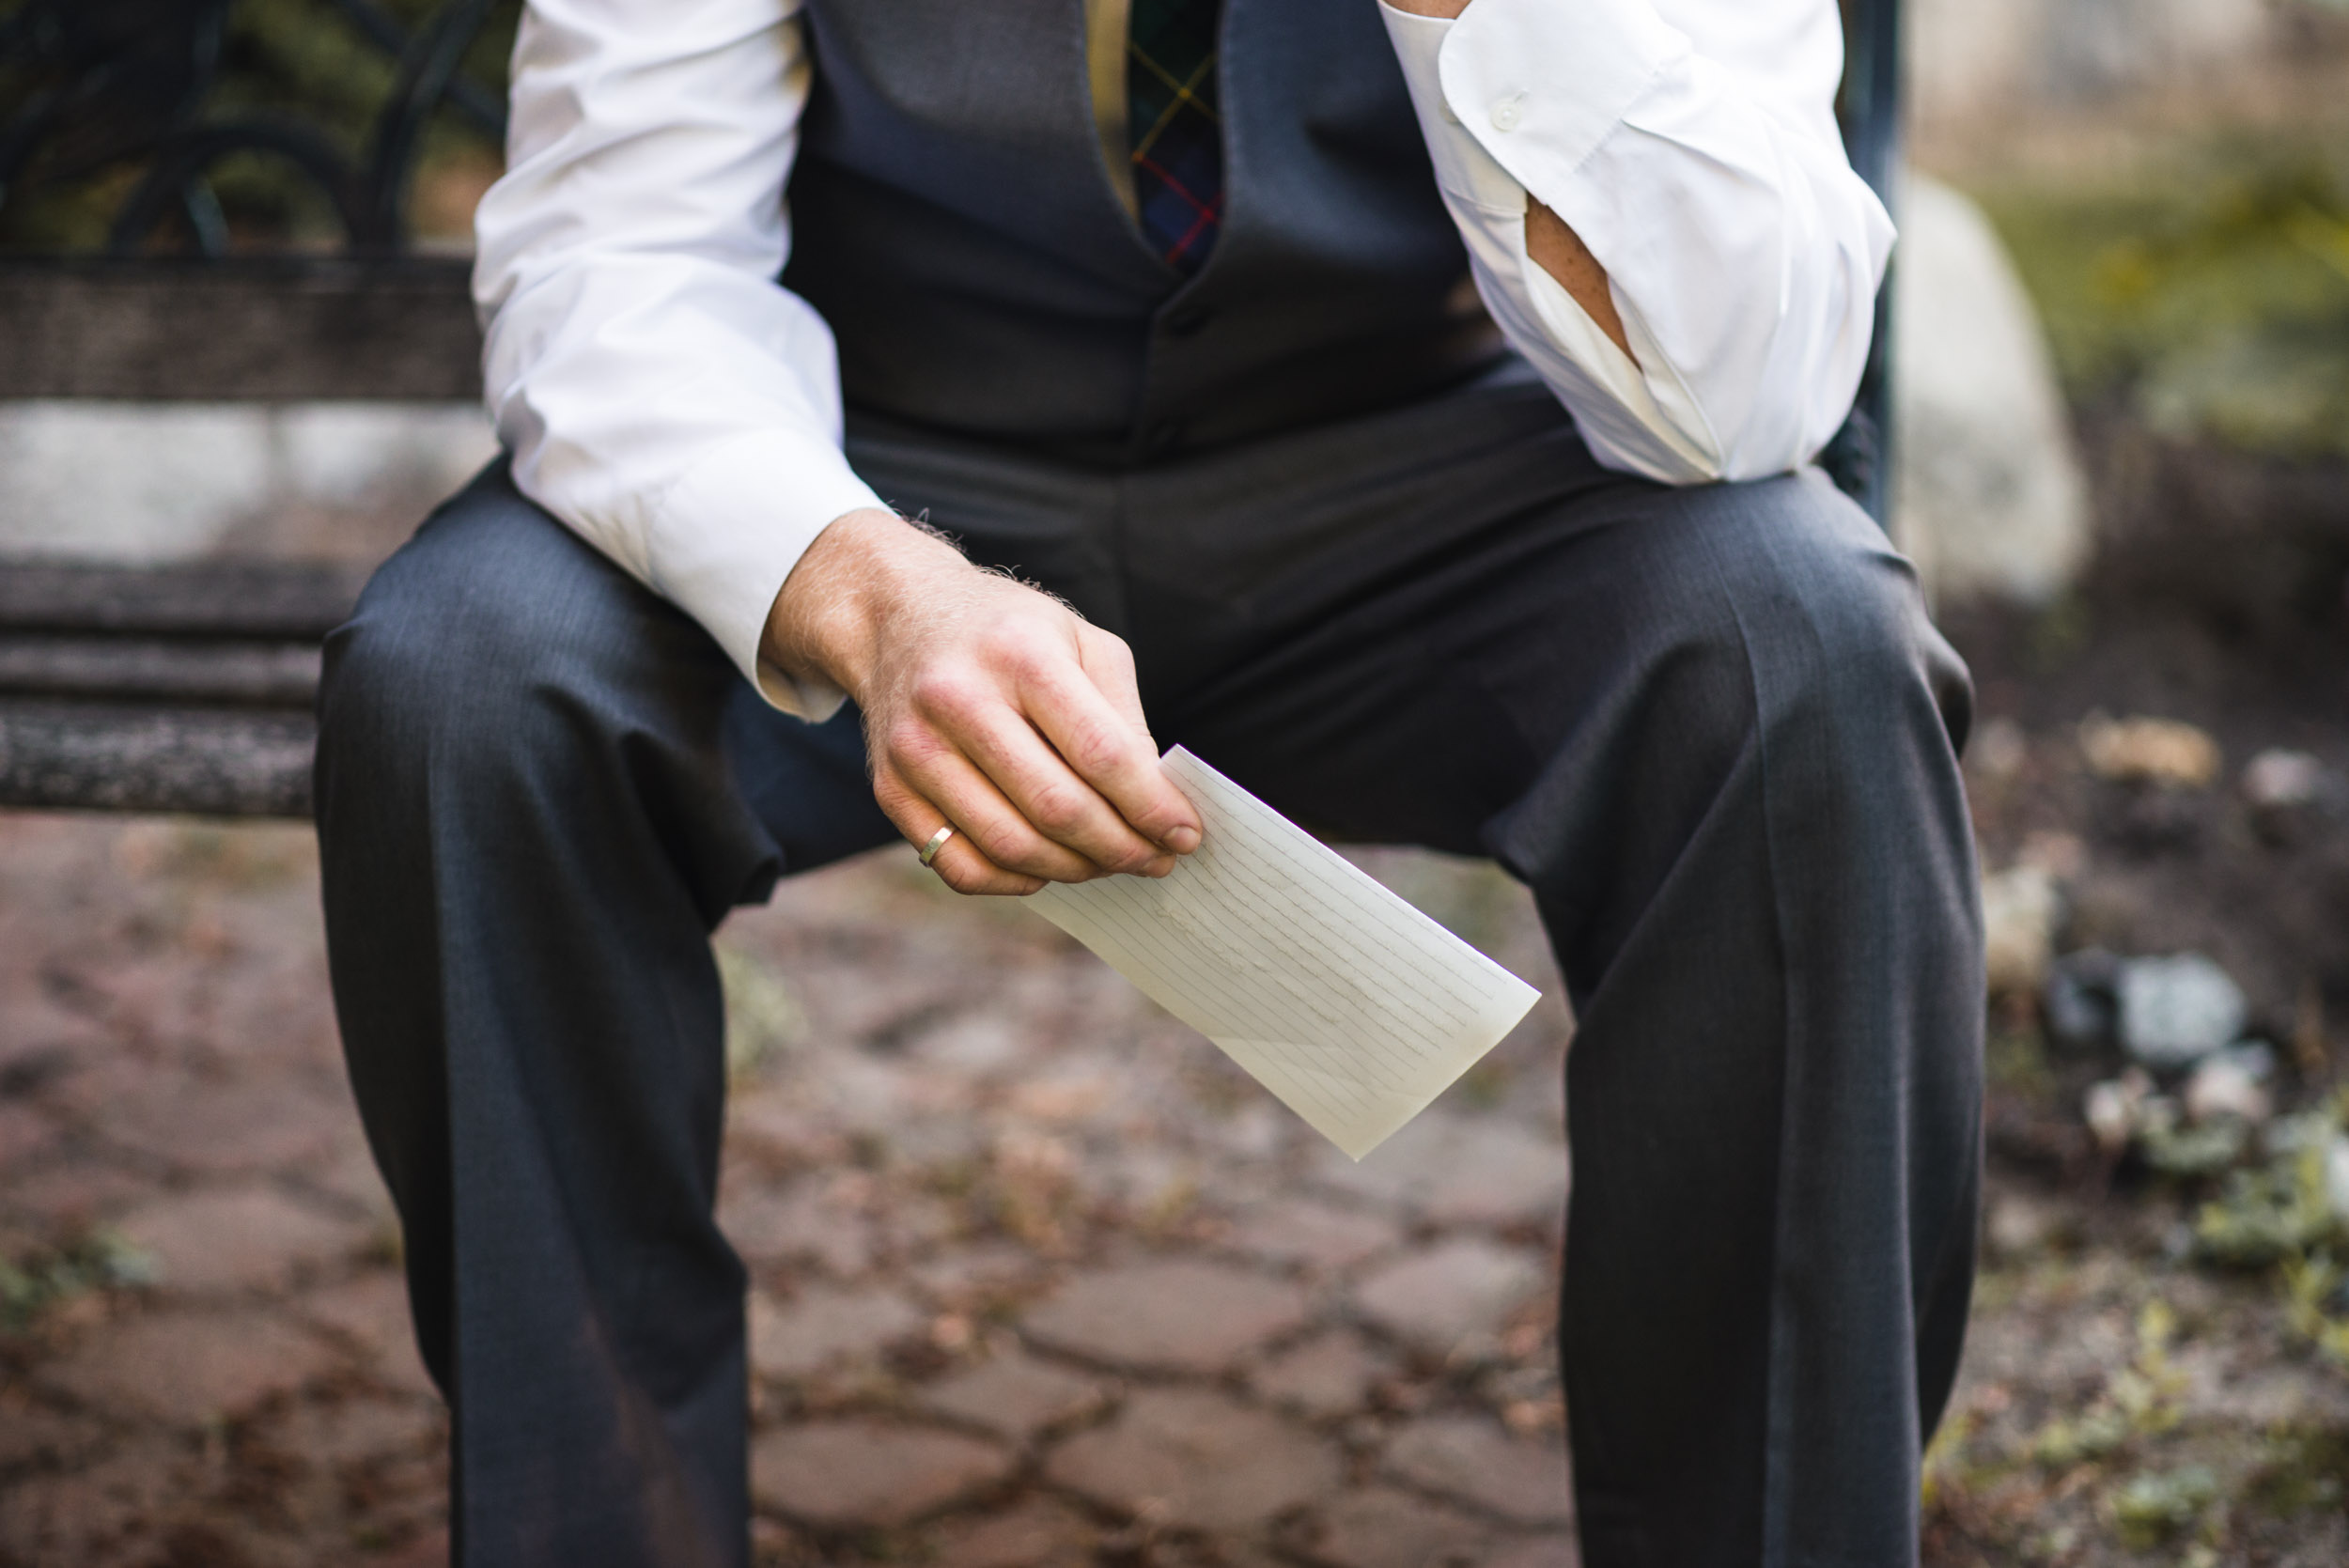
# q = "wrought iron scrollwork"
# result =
<box><xmin>0</xmin><ymin>0</ymin><xmax>507</xmax><ymax>256</ymax></box>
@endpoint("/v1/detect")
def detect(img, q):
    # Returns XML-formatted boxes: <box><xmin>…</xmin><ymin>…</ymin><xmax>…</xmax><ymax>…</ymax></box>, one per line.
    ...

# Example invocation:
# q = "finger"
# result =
<box><xmin>1016</xmin><ymin>648</ymin><xmax>1202</xmax><ymax>857</ymax></box>
<box><xmin>1074</xmin><ymin>628</ymin><xmax>1201</xmax><ymax>857</ymax></box>
<box><xmin>941</xmin><ymin>701</ymin><xmax>1176</xmax><ymax>877</ymax></box>
<box><xmin>894</xmin><ymin>737</ymin><xmax>1107</xmax><ymax>884</ymax></box>
<box><xmin>869</xmin><ymin>764</ymin><xmax>1045</xmax><ymax>897</ymax></box>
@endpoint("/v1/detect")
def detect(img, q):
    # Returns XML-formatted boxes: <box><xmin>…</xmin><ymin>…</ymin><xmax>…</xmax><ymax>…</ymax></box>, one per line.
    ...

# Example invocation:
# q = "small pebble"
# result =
<box><xmin>2119</xmin><ymin>954</ymin><xmax>2248</xmax><ymax>1071</ymax></box>
<box><xmin>2079</xmin><ymin>713</ymin><xmax>2220</xmax><ymax>789</ymax></box>
<box><xmin>2241</xmin><ymin>748</ymin><xmax>2324</xmax><ymax>810</ymax></box>
<box><xmin>2084</xmin><ymin>1069</ymin><xmax>2153</xmax><ymax>1156</ymax></box>
<box><xmin>1982</xmin><ymin>864</ymin><xmax>2060</xmax><ymax>996</ymax></box>
<box><xmin>2182</xmin><ymin>1055</ymin><xmax>2271</xmax><ymax>1126</ymax></box>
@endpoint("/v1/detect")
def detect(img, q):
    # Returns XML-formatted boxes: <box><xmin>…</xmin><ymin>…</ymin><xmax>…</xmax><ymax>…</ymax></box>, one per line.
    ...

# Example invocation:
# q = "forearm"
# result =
<box><xmin>1380</xmin><ymin>0</ymin><xmax>1629</xmax><ymax>356</ymax></box>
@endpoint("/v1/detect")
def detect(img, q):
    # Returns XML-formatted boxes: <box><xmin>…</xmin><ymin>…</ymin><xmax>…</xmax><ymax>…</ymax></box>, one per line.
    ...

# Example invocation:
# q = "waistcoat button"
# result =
<box><xmin>1165</xmin><ymin>303</ymin><xmax>1213</xmax><ymax>338</ymax></box>
<box><xmin>1147</xmin><ymin>419</ymin><xmax>1187</xmax><ymax>453</ymax></box>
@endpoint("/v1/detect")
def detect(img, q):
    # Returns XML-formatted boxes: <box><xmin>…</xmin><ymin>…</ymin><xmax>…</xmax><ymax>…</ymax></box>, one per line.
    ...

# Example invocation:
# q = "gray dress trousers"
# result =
<box><xmin>315</xmin><ymin>364</ymin><xmax>1983</xmax><ymax>1568</ymax></box>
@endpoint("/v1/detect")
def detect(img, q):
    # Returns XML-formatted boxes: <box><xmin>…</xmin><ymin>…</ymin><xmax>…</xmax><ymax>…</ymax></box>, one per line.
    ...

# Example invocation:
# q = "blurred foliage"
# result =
<box><xmin>2027</xmin><ymin>1299</ymin><xmax>2187</xmax><ymax>1472</ymax></box>
<box><xmin>1976</xmin><ymin>138</ymin><xmax>2349</xmax><ymax>458</ymax></box>
<box><xmin>0</xmin><ymin>1228</ymin><xmax>155</xmax><ymax>1332</ymax></box>
<box><xmin>0</xmin><ymin>0</ymin><xmax>518</xmax><ymax>250</ymax></box>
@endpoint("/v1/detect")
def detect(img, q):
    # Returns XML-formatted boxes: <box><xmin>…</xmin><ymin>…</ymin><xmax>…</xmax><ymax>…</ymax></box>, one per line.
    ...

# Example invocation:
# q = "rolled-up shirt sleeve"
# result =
<box><xmin>1378</xmin><ymin>0</ymin><xmax>1894</xmax><ymax>486</ymax></box>
<box><xmin>474</xmin><ymin>0</ymin><xmax>882</xmax><ymax>718</ymax></box>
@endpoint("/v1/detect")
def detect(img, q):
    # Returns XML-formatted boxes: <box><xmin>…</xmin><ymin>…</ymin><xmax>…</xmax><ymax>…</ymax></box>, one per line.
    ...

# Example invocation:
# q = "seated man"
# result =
<box><xmin>313</xmin><ymin>0</ymin><xmax>1983</xmax><ymax>1562</ymax></box>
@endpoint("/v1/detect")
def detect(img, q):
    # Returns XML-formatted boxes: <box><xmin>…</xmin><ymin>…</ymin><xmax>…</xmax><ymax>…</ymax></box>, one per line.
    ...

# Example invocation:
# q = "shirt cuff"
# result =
<box><xmin>646</xmin><ymin>427</ymin><xmax>886</xmax><ymax>722</ymax></box>
<box><xmin>1429</xmin><ymin>0</ymin><xmax>1689</xmax><ymax>198</ymax></box>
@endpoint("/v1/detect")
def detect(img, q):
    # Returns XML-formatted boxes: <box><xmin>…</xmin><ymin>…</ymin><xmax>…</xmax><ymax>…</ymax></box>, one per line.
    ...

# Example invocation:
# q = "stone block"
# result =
<box><xmin>1043</xmin><ymin>1388</ymin><xmax>1341</xmax><ymax>1532</ymax></box>
<box><xmin>1384</xmin><ymin>1418</ymin><xmax>1572</xmax><ymax>1529</ymax></box>
<box><xmin>918</xmin><ymin>1351</ymin><xmax>1103</xmax><ymax>1439</ymax></box>
<box><xmin>1353</xmin><ymin>1241</ymin><xmax>1548</xmax><ymax>1353</ymax></box>
<box><xmin>1023</xmin><ymin>1259</ymin><xmax>1309</xmax><ymax>1374</ymax></box>
<box><xmin>114</xmin><ymin>1184</ymin><xmax>365</xmax><ymax>1296</ymax></box>
<box><xmin>1252</xmin><ymin>1332</ymin><xmax>1391</xmax><ymax>1421</ymax></box>
<box><xmin>750</xmin><ymin>1283</ymin><xmax>923</xmax><ymax>1379</ymax></box>
<box><xmin>296</xmin><ymin>1269</ymin><xmax>438</xmax><ymax>1400</ymax></box>
<box><xmin>1227</xmin><ymin>1198</ymin><xmax>1401</xmax><ymax>1272</ymax></box>
<box><xmin>1308</xmin><ymin>1487</ymin><xmax>1493</xmax><ymax>1568</ymax></box>
<box><xmin>1313</xmin><ymin>1111</ymin><xmax>1565</xmax><ymax>1228</ymax></box>
<box><xmin>750</xmin><ymin>1420</ymin><xmax>1010</xmax><ymax>1529</ymax></box>
<box><xmin>40</xmin><ymin>1308</ymin><xmax>341</xmax><ymax>1426</ymax></box>
<box><xmin>920</xmin><ymin>1498</ymin><xmax>1097</xmax><ymax>1568</ymax></box>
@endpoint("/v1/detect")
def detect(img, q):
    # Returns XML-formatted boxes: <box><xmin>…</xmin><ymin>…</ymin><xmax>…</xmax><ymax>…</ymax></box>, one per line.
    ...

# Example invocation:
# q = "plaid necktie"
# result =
<box><xmin>1128</xmin><ymin>0</ymin><xmax>1223</xmax><ymax>272</ymax></box>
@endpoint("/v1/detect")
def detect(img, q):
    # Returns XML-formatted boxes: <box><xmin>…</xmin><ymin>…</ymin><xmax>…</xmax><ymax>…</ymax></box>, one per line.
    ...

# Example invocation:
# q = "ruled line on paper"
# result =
<box><xmin>1027</xmin><ymin>747</ymin><xmax>1541</xmax><ymax>1159</ymax></box>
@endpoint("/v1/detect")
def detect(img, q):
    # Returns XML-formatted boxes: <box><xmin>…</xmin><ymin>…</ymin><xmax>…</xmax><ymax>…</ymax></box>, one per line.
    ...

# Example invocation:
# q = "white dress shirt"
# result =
<box><xmin>474</xmin><ymin>0</ymin><xmax>1893</xmax><ymax>716</ymax></box>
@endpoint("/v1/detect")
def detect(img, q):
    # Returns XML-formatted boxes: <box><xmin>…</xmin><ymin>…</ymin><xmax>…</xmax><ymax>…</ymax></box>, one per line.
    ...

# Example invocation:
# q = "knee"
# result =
<box><xmin>317</xmin><ymin>470</ymin><xmax>636</xmax><ymax>792</ymax></box>
<box><xmin>1699</xmin><ymin>472</ymin><xmax>1967</xmax><ymax>756</ymax></box>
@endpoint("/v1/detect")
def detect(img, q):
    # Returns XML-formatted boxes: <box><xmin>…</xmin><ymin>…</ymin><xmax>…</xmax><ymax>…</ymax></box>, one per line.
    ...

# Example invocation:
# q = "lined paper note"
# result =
<box><xmin>1029</xmin><ymin>748</ymin><xmax>1540</xmax><ymax>1159</ymax></box>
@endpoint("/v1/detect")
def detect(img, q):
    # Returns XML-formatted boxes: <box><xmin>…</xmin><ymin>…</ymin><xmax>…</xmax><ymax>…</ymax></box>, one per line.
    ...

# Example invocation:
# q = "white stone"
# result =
<box><xmin>1981</xmin><ymin>863</ymin><xmax>2060</xmax><ymax>996</ymax></box>
<box><xmin>2117</xmin><ymin>955</ymin><xmax>2248</xmax><ymax>1071</ymax></box>
<box><xmin>1891</xmin><ymin>176</ymin><xmax>2092</xmax><ymax>606</ymax></box>
<box><xmin>2182</xmin><ymin>1056</ymin><xmax>2271</xmax><ymax>1126</ymax></box>
<box><xmin>2243</xmin><ymin>750</ymin><xmax>2326</xmax><ymax>811</ymax></box>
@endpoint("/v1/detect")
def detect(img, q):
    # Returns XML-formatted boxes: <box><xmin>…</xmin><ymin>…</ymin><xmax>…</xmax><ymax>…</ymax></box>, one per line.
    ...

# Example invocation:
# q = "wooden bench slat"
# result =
<box><xmin>0</xmin><ymin>636</ymin><xmax>321</xmax><ymax>707</ymax></box>
<box><xmin>0</xmin><ymin>700</ymin><xmax>315</xmax><ymax>818</ymax></box>
<box><xmin>0</xmin><ymin>561</ymin><xmax>366</xmax><ymax>639</ymax></box>
<box><xmin>0</xmin><ymin>258</ymin><xmax>481</xmax><ymax>402</ymax></box>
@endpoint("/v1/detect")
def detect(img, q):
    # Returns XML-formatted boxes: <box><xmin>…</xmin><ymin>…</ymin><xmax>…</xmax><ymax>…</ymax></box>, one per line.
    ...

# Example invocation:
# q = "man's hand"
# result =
<box><xmin>763</xmin><ymin>508</ymin><xmax>1203</xmax><ymax>895</ymax></box>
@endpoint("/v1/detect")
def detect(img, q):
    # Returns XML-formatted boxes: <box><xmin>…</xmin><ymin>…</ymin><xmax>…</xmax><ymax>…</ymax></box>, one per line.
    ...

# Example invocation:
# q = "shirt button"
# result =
<box><xmin>1490</xmin><ymin>93</ymin><xmax>1525</xmax><ymax>132</ymax></box>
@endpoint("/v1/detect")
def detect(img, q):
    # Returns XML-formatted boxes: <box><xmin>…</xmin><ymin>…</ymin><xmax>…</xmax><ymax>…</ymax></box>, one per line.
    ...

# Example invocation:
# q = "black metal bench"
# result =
<box><xmin>0</xmin><ymin>0</ymin><xmax>1899</xmax><ymax>820</ymax></box>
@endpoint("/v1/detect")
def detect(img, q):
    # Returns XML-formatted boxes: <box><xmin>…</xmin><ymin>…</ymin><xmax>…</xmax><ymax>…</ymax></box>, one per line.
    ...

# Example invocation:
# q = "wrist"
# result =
<box><xmin>764</xmin><ymin>507</ymin><xmax>971</xmax><ymax>700</ymax></box>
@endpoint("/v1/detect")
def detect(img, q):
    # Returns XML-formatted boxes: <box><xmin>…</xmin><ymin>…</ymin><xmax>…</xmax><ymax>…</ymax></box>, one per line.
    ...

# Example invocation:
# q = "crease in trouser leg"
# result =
<box><xmin>1482</xmin><ymin>494</ymin><xmax>1982</xmax><ymax>1568</ymax></box>
<box><xmin>316</xmin><ymin>477</ymin><xmax>800</xmax><ymax>1568</ymax></box>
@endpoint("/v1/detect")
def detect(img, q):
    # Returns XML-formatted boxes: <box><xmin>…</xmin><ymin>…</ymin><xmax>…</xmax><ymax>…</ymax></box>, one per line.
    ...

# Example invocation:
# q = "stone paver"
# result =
<box><xmin>0</xmin><ymin>1435</ymin><xmax>188</xmax><ymax>1566</ymax></box>
<box><xmin>40</xmin><ymin>1308</ymin><xmax>342</xmax><ymax>1426</ymax></box>
<box><xmin>1385</xmin><ymin>1417</ymin><xmax>1574</xmax><ymax>1529</ymax></box>
<box><xmin>58</xmin><ymin>1061</ymin><xmax>350</xmax><ymax>1177</ymax></box>
<box><xmin>0</xmin><ymin>816</ymin><xmax>1582</xmax><ymax>1565</ymax></box>
<box><xmin>750</xmin><ymin>1420</ymin><xmax>1010</xmax><ymax>1529</ymax></box>
<box><xmin>920</xmin><ymin>1498</ymin><xmax>1097</xmax><ymax>1568</ymax></box>
<box><xmin>1227</xmin><ymin>1197</ymin><xmax>1402</xmax><ymax>1272</ymax></box>
<box><xmin>1309</xmin><ymin>1487</ymin><xmax>1495</xmax><ymax>1568</ymax></box>
<box><xmin>749</xmin><ymin>1282</ymin><xmax>923</xmax><ymax>1378</ymax></box>
<box><xmin>1252</xmin><ymin>1330</ymin><xmax>1392</xmax><ymax>1420</ymax></box>
<box><xmin>1354</xmin><ymin>1239</ymin><xmax>1548</xmax><ymax>1352</ymax></box>
<box><xmin>295</xmin><ymin>1268</ymin><xmax>438</xmax><ymax>1399</ymax></box>
<box><xmin>1043</xmin><ymin>1388</ymin><xmax>1343</xmax><ymax>1532</ymax></box>
<box><xmin>1480</xmin><ymin>1534</ymin><xmax>1580</xmax><ymax>1567</ymax></box>
<box><xmin>0</xmin><ymin>1100</ymin><xmax>59</xmax><ymax>1174</ymax></box>
<box><xmin>918</xmin><ymin>1350</ymin><xmax>1103</xmax><ymax>1439</ymax></box>
<box><xmin>114</xmin><ymin>1183</ymin><xmax>366</xmax><ymax>1296</ymax></box>
<box><xmin>1313</xmin><ymin>1111</ymin><xmax>1567</xmax><ymax>1228</ymax></box>
<box><xmin>722</xmin><ymin>1179</ymin><xmax>875</xmax><ymax>1277</ymax></box>
<box><xmin>1024</xmin><ymin>1258</ymin><xmax>1311</xmax><ymax>1374</ymax></box>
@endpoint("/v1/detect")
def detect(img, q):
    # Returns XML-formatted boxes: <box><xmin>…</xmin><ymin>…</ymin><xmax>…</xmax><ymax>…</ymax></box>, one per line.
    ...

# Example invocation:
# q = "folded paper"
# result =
<box><xmin>1029</xmin><ymin>748</ymin><xmax>1541</xmax><ymax>1158</ymax></box>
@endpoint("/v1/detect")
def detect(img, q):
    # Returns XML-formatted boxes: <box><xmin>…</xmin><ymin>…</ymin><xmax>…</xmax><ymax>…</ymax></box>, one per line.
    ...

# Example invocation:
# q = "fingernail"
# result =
<box><xmin>1144</xmin><ymin>856</ymin><xmax>1176</xmax><ymax>877</ymax></box>
<box><xmin>1162</xmin><ymin>825</ymin><xmax>1201</xmax><ymax>854</ymax></box>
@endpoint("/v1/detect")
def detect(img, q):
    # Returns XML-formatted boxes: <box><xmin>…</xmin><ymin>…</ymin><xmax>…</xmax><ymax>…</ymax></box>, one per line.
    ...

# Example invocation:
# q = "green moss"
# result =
<box><xmin>2110</xmin><ymin>1464</ymin><xmax>2219</xmax><ymax>1548</ymax></box>
<box><xmin>1970</xmin><ymin>138</ymin><xmax>2349</xmax><ymax>458</ymax></box>
<box><xmin>0</xmin><ymin>1229</ymin><xmax>157</xmax><ymax>1332</ymax></box>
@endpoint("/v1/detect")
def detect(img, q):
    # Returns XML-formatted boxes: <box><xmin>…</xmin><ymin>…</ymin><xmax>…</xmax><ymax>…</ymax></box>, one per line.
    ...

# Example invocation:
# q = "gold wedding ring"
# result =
<box><xmin>918</xmin><ymin>825</ymin><xmax>956</xmax><ymax>867</ymax></box>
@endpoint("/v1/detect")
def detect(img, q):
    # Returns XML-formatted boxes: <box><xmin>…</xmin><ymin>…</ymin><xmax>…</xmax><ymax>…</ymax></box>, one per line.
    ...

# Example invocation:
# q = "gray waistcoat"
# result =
<box><xmin>784</xmin><ymin>0</ymin><xmax>1505</xmax><ymax>465</ymax></box>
